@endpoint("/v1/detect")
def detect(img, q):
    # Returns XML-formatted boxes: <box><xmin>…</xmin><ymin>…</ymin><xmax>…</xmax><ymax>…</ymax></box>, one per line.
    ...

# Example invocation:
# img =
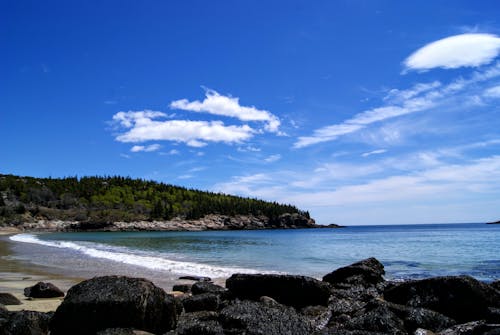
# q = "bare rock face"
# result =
<box><xmin>49</xmin><ymin>276</ymin><xmax>178</xmax><ymax>335</ymax></box>
<box><xmin>384</xmin><ymin>275</ymin><xmax>500</xmax><ymax>323</ymax></box>
<box><xmin>24</xmin><ymin>282</ymin><xmax>64</xmax><ymax>298</ymax></box>
<box><xmin>226</xmin><ymin>273</ymin><xmax>331</xmax><ymax>308</ymax></box>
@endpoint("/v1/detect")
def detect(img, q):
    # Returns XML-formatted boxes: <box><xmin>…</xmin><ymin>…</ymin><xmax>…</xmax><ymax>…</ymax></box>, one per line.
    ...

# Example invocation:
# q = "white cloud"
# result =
<box><xmin>264</xmin><ymin>154</ymin><xmax>282</xmax><ymax>163</ymax></box>
<box><xmin>484</xmin><ymin>85</ymin><xmax>500</xmax><ymax>98</ymax></box>
<box><xmin>362</xmin><ymin>149</ymin><xmax>387</xmax><ymax>157</ymax></box>
<box><xmin>120</xmin><ymin>153</ymin><xmax>131</xmax><ymax>159</ymax></box>
<box><xmin>130</xmin><ymin>144</ymin><xmax>161</xmax><ymax>152</ymax></box>
<box><xmin>404</xmin><ymin>33</ymin><xmax>500</xmax><ymax>71</ymax></box>
<box><xmin>170</xmin><ymin>88</ymin><xmax>281</xmax><ymax>133</ymax></box>
<box><xmin>112</xmin><ymin>111</ymin><xmax>254</xmax><ymax>147</ymax></box>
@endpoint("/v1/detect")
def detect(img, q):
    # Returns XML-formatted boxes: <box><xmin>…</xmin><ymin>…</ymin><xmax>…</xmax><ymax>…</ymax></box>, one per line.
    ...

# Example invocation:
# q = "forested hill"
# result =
<box><xmin>0</xmin><ymin>174</ymin><xmax>311</xmax><ymax>227</ymax></box>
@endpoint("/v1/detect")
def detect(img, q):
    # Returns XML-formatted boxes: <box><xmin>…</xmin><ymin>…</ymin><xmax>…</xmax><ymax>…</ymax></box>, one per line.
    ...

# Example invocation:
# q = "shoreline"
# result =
<box><xmin>0</xmin><ymin>229</ymin><xmax>226</xmax><ymax>312</ymax></box>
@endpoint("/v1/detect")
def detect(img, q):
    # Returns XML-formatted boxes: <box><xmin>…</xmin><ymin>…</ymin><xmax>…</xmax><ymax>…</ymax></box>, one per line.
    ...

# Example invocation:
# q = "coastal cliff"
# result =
<box><xmin>11</xmin><ymin>213</ymin><xmax>321</xmax><ymax>232</ymax></box>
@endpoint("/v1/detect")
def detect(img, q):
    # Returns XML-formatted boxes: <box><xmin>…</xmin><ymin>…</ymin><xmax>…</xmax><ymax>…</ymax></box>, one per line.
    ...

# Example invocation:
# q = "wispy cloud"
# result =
<box><xmin>484</xmin><ymin>85</ymin><xmax>500</xmax><ymax>98</ymax></box>
<box><xmin>294</xmin><ymin>61</ymin><xmax>500</xmax><ymax>148</ymax></box>
<box><xmin>130</xmin><ymin>144</ymin><xmax>161</xmax><ymax>152</ymax></box>
<box><xmin>362</xmin><ymin>149</ymin><xmax>387</xmax><ymax>157</ymax></box>
<box><xmin>404</xmin><ymin>33</ymin><xmax>500</xmax><ymax>71</ymax></box>
<box><xmin>170</xmin><ymin>88</ymin><xmax>281</xmax><ymax>133</ymax></box>
<box><xmin>264</xmin><ymin>154</ymin><xmax>282</xmax><ymax>163</ymax></box>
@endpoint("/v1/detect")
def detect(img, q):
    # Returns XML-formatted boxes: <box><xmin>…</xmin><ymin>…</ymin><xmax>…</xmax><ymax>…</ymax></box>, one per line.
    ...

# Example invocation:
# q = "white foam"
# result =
<box><xmin>9</xmin><ymin>233</ymin><xmax>265</xmax><ymax>278</ymax></box>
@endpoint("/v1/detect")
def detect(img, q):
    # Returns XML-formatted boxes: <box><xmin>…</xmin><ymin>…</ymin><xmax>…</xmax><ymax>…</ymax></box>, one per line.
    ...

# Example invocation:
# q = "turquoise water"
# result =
<box><xmin>8</xmin><ymin>223</ymin><xmax>500</xmax><ymax>282</ymax></box>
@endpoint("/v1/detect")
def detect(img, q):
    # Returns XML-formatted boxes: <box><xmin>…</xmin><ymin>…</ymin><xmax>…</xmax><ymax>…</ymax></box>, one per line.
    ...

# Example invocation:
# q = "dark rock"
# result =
<box><xmin>49</xmin><ymin>276</ymin><xmax>178</xmax><ymax>335</ymax></box>
<box><xmin>339</xmin><ymin>300</ymin><xmax>406</xmax><ymax>335</ymax></box>
<box><xmin>0</xmin><ymin>293</ymin><xmax>21</xmax><ymax>305</ymax></box>
<box><xmin>301</xmin><ymin>305</ymin><xmax>332</xmax><ymax>330</ymax></box>
<box><xmin>226</xmin><ymin>273</ymin><xmax>331</xmax><ymax>308</ymax></box>
<box><xmin>1</xmin><ymin>310</ymin><xmax>52</xmax><ymax>335</ymax></box>
<box><xmin>24</xmin><ymin>282</ymin><xmax>64</xmax><ymax>298</ymax></box>
<box><xmin>219</xmin><ymin>300</ymin><xmax>314</xmax><ymax>335</ymax></box>
<box><xmin>259</xmin><ymin>295</ymin><xmax>280</xmax><ymax>307</ymax></box>
<box><xmin>438</xmin><ymin>320</ymin><xmax>498</xmax><ymax>335</ymax></box>
<box><xmin>191</xmin><ymin>281</ymin><xmax>227</xmax><ymax>296</ymax></box>
<box><xmin>329</xmin><ymin>297</ymin><xmax>365</xmax><ymax>316</ymax></box>
<box><xmin>331</xmin><ymin>284</ymin><xmax>383</xmax><ymax>303</ymax></box>
<box><xmin>403</xmin><ymin>306</ymin><xmax>456</xmax><ymax>333</ymax></box>
<box><xmin>323</xmin><ymin>258</ymin><xmax>385</xmax><ymax>287</ymax></box>
<box><xmin>96</xmin><ymin>329</ymin><xmax>156</xmax><ymax>335</ymax></box>
<box><xmin>173</xmin><ymin>284</ymin><xmax>192</xmax><ymax>293</ymax></box>
<box><xmin>414</xmin><ymin>330</ymin><xmax>437</xmax><ymax>335</ymax></box>
<box><xmin>384</xmin><ymin>275</ymin><xmax>500</xmax><ymax>323</ymax></box>
<box><xmin>176</xmin><ymin>311</ymin><xmax>223</xmax><ymax>335</ymax></box>
<box><xmin>182</xmin><ymin>293</ymin><xmax>219</xmax><ymax>312</ymax></box>
<box><xmin>487</xmin><ymin>307</ymin><xmax>500</xmax><ymax>323</ymax></box>
<box><xmin>270</xmin><ymin>213</ymin><xmax>317</xmax><ymax>228</ymax></box>
<box><xmin>491</xmin><ymin>280</ymin><xmax>500</xmax><ymax>292</ymax></box>
<box><xmin>178</xmin><ymin>276</ymin><xmax>211</xmax><ymax>282</ymax></box>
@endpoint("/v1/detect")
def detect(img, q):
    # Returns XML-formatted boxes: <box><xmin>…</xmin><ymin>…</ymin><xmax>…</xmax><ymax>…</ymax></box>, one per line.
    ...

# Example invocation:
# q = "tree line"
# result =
<box><xmin>0</xmin><ymin>174</ymin><xmax>309</xmax><ymax>224</ymax></box>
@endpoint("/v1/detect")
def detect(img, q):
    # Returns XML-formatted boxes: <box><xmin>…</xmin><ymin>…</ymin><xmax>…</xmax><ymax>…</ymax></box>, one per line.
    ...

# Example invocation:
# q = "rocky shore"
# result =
<box><xmin>1</xmin><ymin>258</ymin><xmax>499</xmax><ymax>335</ymax></box>
<box><xmin>2</xmin><ymin>213</ymin><xmax>341</xmax><ymax>232</ymax></box>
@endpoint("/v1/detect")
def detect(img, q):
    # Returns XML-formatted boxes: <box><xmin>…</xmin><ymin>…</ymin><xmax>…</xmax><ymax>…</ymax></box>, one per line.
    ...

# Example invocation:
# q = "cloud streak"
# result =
<box><xmin>294</xmin><ymin>61</ymin><xmax>500</xmax><ymax>148</ymax></box>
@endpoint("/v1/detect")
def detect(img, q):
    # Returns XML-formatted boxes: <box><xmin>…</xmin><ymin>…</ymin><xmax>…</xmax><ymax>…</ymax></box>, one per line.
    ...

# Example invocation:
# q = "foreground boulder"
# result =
<box><xmin>226</xmin><ymin>274</ymin><xmax>331</xmax><ymax>308</ymax></box>
<box><xmin>384</xmin><ymin>275</ymin><xmax>500</xmax><ymax>323</ymax></box>
<box><xmin>323</xmin><ymin>257</ymin><xmax>385</xmax><ymax>287</ymax></box>
<box><xmin>24</xmin><ymin>282</ymin><xmax>64</xmax><ymax>298</ymax></box>
<box><xmin>50</xmin><ymin>276</ymin><xmax>178</xmax><ymax>335</ymax></box>
<box><xmin>0</xmin><ymin>310</ymin><xmax>52</xmax><ymax>335</ymax></box>
<box><xmin>219</xmin><ymin>300</ymin><xmax>313</xmax><ymax>335</ymax></box>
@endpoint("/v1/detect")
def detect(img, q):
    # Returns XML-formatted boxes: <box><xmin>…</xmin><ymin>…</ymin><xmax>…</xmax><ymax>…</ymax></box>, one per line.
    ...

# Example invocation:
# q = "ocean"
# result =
<box><xmin>6</xmin><ymin>223</ymin><xmax>500</xmax><ymax>284</ymax></box>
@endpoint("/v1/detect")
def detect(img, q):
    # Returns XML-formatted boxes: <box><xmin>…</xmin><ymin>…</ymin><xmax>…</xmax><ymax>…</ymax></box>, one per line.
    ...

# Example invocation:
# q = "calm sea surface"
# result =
<box><xmin>7</xmin><ymin>223</ymin><xmax>500</xmax><ymax>282</ymax></box>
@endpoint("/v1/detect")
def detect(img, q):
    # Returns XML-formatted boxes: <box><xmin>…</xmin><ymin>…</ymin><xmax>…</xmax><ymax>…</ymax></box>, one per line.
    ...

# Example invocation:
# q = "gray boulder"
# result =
<box><xmin>191</xmin><ymin>282</ymin><xmax>227</xmax><ymax>296</ymax></box>
<box><xmin>49</xmin><ymin>276</ymin><xmax>178</xmax><ymax>335</ymax></box>
<box><xmin>226</xmin><ymin>273</ymin><xmax>331</xmax><ymax>308</ymax></box>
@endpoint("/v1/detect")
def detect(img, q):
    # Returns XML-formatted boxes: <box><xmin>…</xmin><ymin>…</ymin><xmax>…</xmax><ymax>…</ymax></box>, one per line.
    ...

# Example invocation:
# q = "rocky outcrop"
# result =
<box><xmin>24</xmin><ymin>282</ymin><xmax>64</xmax><ymax>298</ymax></box>
<box><xmin>226</xmin><ymin>273</ymin><xmax>331</xmax><ymax>308</ymax></box>
<box><xmin>49</xmin><ymin>276</ymin><xmax>178</xmax><ymax>335</ymax></box>
<box><xmin>7</xmin><ymin>213</ymin><xmax>323</xmax><ymax>232</ymax></box>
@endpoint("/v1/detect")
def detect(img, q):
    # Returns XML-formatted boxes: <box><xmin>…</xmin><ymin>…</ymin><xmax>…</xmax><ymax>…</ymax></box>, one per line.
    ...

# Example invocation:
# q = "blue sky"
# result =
<box><xmin>2</xmin><ymin>1</ymin><xmax>500</xmax><ymax>225</ymax></box>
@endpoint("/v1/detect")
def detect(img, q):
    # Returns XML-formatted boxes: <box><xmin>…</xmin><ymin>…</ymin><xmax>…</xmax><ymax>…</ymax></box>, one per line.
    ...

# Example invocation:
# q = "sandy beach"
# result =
<box><xmin>0</xmin><ymin>229</ymin><xmax>81</xmax><ymax>312</ymax></box>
